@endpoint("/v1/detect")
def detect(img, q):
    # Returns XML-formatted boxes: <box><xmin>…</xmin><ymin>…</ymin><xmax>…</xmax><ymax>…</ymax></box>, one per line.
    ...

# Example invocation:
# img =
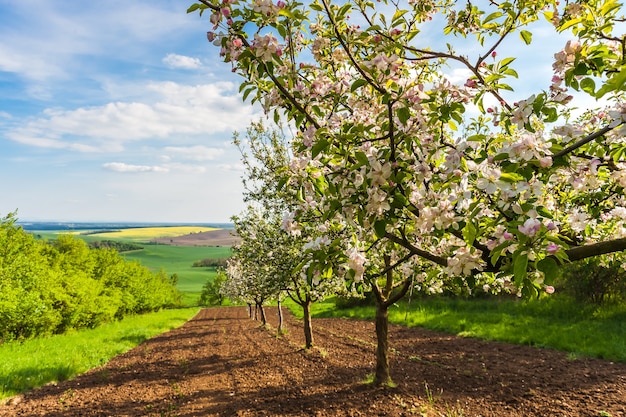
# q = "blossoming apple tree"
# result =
<box><xmin>228</xmin><ymin>122</ymin><xmax>345</xmax><ymax>347</ymax></box>
<box><xmin>190</xmin><ymin>0</ymin><xmax>626</xmax><ymax>385</ymax></box>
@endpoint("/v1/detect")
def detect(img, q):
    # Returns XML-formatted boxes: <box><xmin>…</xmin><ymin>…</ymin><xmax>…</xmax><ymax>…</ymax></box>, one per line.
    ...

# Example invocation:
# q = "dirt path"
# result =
<box><xmin>2</xmin><ymin>306</ymin><xmax>625</xmax><ymax>416</ymax></box>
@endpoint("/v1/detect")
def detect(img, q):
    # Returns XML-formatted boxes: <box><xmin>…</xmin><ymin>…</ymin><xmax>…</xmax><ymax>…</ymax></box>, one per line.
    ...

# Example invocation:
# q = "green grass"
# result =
<box><xmin>0</xmin><ymin>307</ymin><xmax>199</xmax><ymax>400</ymax></box>
<box><xmin>123</xmin><ymin>245</ymin><xmax>231</xmax><ymax>305</ymax></box>
<box><xmin>292</xmin><ymin>296</ymin><xmax>626</xmax><ymax>363</ymax></box>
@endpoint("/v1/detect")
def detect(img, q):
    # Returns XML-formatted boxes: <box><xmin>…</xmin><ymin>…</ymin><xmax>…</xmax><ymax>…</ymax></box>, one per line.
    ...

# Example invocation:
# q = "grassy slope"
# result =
<box><xmin>287</xmin><ymin>296</ymin><xmax>626</xmax><ymax>363</ymax></box>
<box><xmin>0</xmin><ymin>307</ymin><xmax>199</xmax><ymax>400</ymax></box>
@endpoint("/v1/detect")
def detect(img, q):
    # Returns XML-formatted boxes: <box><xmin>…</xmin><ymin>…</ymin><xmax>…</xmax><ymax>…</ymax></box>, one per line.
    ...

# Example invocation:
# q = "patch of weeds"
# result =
<box><xmin>314</xmin><ymin>346</ymin><xmax>328</xmax><ymax>358</ymax></box>
<box><xmin>598</xmin><ymin>411</ymin><xmax>612</xmax><ymax>417</ymax></box>
<box><xmin>410</xmin><ymin>355</ymin><xmax>446</xmax><ymax>369</ymax></box>
<box><xmin>393</xmin><ymin>394</ymin><xmax>419</xmax><ymax>414</ymax></box>
<box><xmin>163</xmin><ymin>402</ymin><xmax>178</xmax><ymax>416</ymax></box>
<box><xmin>58</xmin><ymin>388</ymin><xmax>75</xmax><ymax>408</ymax></box>
<box><xmin>360</xmin><ymin>373</ymin><xmax>397</xmax><ymax>388</ymax></box>
<box><xmin>423</xmin><ymin>382</ymin><xmax>442</xmax><ymax>405</ymax></box>
<box><xmin>177</xmin><ymin>359</ymin><xmax>190</xmax><ymax>375</ymax></box>
<box><xmin>171</xmin><ymin>382</ymin><xmax>184</xmax><ymax>399</ymax></box>
<box><xmin>97</xmin><ymin>369</ymin><xmax>110</xmax><ymax>383</ymax></box>
<box><xmin>443</xmin><ymin>401</ymin><xmax>465</xmax><ymax>417</ymax></box>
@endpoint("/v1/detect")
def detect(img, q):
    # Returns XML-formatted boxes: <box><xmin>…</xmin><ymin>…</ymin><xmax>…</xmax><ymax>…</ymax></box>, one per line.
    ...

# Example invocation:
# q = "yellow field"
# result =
<box><xmin>88</xmin><ymin>226</ymin><xmax>218</xmax><ymax>240</ymax></box>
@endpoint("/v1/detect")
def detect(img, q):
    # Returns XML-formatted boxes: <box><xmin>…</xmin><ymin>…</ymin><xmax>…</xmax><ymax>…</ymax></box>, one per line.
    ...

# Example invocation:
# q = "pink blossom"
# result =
<box><xmin>464</xmin><ymin>79</ymin><xmax>478</xmax><ymax>88</ymax></box>
<box><xmin>545</xmin><ymin>286</ymin><xmax>555</xmax><ymax>294</ymax></box>
<box><xmin>539</xmin><ymin>156</ymin><xmax>553</xmax><ymax>168</ymax></box>
<box><xmin>221</xmin><ymin>7</ymin><xmax>231</xmax><ymax>17</ymax></box>
<box><xmin>546</xmin><ymin>221</ymin><xmax>558</xmax><ymax>231</ymax></box>
<box><xmin>518</xmin><ymin>218</ymin><xmax>542</xmax><ymax>237</ymax></box>
<box><xmin>546</xmin><ymin>243</ymin><xmax>560</xmax><ymax>255</ymax></box>
<box><xmin>503</xmin><ymin>231</ymin><xmax>514</xmax><ymax>240</ymax></box>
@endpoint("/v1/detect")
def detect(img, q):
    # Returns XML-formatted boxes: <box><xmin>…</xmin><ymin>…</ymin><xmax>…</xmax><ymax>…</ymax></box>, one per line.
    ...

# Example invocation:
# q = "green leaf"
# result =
<box><xmin>499</xmin><ymin>172</ymin><xmax>525</xmax><ymax>183</ymax></box>
<box><xmin>596</xmin><ymin>67</ymin><xmax>626</xmax><ymax>98</ymax></box>
<box><xmin>580</xmin><ymin>77</ymin><xmax>596</xmax><ymax>95</ymax></box>
<box><xmin>519</xmin><ymin>30</ymin><xmax>532</xmax><ymax>45</ymax></box>
<box><xmin>499</xmin><ymin>57</ymin><xmax>516</xmax><ymax>67</ymax></box>
<box><xmin>397</xmin><ymin>106</ymin><xmax>411</xmax><ymax>125</ymax></box>
<box><xmin>537</xmin><ymin>257</ymin><xmax>560</xmax><ymax>285</ymax></box>
<box><xmin>483</xmin><ymin>11</ymin><xmax>503</xmax><ymax>24</ymax></box>
<box><xmin>186</xmin><ymin>4</ymin><xmax>200</xmax><ymax>13</ymax></box>
<box><xmin>514</xmin><ymin>253</ymin><xmax>528</xmax><ymax>283</ymax></box>
<box><xmin>374</xmin><ymin>220</ymin><xmax>387</xmax><ymax>238</ymax></box>
<box><xmin>351</xmin><ymin>79</ymin><xmax>368</xmax><ymax>92</ymax></box>
<box><xmin>311</xmin><ymin>139</ymin><xmax>329</xmax><ymax>158</ymax></box>
<box><xmin>521</xmin><ymin>279</ymin><xmax>539</xmax><ymax>299</ymax></box>
<box><xmin>462</xmin><ymin>222</ymin><xmax>477</xmax><ymax>246</ymax></box>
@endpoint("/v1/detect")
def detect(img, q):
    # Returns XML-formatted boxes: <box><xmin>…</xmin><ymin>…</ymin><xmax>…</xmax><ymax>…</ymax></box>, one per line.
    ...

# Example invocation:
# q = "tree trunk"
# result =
<box><xmin>374</xmin><ymin>300</ymin><xmax>392</xmax><ymax>386</ymax></box>
<box><xmin>302</xmin><ymin>299</ymin><xmax>314</xmax><ymax>349</ymax></box>
<box><xmin>247</xmin><ymin>303</ymin><xmax>252</xmax><ymax>318</ymax></box>
<box><xmin>277</xmin><ymin>299</ymin><xmax>284</xmax><ymax>334</ymax></box>
<box><xmin>258</xmin><ymin>302</ymin><xmax>267</xmax><ymax>325</ymax></box>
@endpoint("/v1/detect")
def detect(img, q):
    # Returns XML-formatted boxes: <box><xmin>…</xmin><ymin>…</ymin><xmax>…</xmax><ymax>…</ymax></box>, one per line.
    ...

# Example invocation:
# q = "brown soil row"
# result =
<box><xmin>2</xmin><ymin>306</ymin><xmax>625</xmax><ymax>416</ymax></box>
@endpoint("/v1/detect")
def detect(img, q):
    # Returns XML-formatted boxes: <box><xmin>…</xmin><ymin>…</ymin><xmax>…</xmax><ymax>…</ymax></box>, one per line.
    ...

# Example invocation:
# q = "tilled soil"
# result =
<box><xmin>151</xmin><ymin>230</ymin><xmax>240</xmax><ymax>247</ymax></box>
<box><xmin>2</xmin><ymin>306</ymin><xmax>625</xmax><ymax>416</ymax></box>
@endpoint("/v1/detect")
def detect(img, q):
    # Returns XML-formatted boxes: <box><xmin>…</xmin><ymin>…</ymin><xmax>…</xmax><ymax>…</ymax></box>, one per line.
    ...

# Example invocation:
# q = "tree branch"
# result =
<box><xmin>384</xmin><ymin>232</ymin><xmax>448</xmax><ymax>267</ymax></box>
<box><xmin>565</xmin><ymin>238</ymin><xmax>626</xmax><ymax>262</ymax></box>
<box><xmin>553</xmin><ymin>125</ymin><xmax>616</xmax><ymax>159</ymax></box>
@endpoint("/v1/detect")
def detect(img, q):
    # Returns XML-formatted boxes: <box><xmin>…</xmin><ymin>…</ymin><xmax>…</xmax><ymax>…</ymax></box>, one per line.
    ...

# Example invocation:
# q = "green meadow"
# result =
<box><xmin>289</xmin><ymin>296</ymin><xmax>626</xmax><ymax>363</ymax></box>
<box><xmin>123</xmin><ymin>245</ymin><xmax>231</xmax><ymax>305</ymax></box>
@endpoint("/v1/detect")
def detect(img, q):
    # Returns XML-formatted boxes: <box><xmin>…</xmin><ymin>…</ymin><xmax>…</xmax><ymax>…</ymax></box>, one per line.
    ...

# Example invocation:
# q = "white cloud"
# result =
<box><xmin>163</xmin><ymin>53</ymin><xmax>202</xmax><ymax>70</ymax></box>
<box><xmin>102</xmin><ymin>162</ymin><xmax>168</xmax><ymax>173</ymax></box>
<box><xmin>163</xmin><ymin>145</ymin><xmax>224</xmax><ymax>161</ymax></box>
<box><xmin>5</xmin><ymin>81</ymin><xmax>261</xmax><ymax>152</ymax></box>
<box><xmin>218</xmin><ymin>163</ymin><xmax>246</xmax><ymax>172</ymax></box>
<box><xmin>0</xmin><ymin>1</ymin><xmax>204</xmax><ymax>82</ymax></box>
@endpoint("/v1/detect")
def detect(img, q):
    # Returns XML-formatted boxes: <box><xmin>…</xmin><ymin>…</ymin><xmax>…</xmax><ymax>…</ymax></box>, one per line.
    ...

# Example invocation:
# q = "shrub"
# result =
<box><xmin>334</xmin><ymin>292</ymin><xmax>377</xmax><ymax>309</ymax></box>
<box><xmin>558</xmin><ymin>257</ymin><xmax>626</xmax><ymax>304</ymax></box>
<box><xmin>198</xmin><ymin>270</ymin><xmax>227</xmax><ymax>306</ymax></box>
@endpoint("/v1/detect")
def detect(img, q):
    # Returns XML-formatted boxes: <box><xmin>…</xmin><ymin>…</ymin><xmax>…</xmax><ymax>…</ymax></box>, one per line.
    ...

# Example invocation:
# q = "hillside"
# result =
<box><xmin>150</xmin><ymin>229</ymin><xmax>240</xmax><ymax>246</ymax></box>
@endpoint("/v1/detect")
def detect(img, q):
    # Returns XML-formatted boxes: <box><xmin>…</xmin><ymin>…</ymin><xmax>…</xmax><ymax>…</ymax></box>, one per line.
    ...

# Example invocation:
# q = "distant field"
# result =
<box><xmin>86</xmin><ymin>226</ymin><xmax>218</xmax><ymax>240</ymax></box>
<box><xmin>123</xmin><ymin>245</ymin><xmax>231</xmax><ymax>305</ymax></box>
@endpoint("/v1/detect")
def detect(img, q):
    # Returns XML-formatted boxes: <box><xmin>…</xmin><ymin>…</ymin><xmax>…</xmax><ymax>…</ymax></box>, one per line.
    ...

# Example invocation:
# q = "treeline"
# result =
<box><xmin>192</xmin><ymin>258</ymin><xmax>228</xmax><ymax>268</ymax></box>
<box><xmin>87</xmin><ymin>240</ymin><xmax>143</xmax><ymax>252</ymax></box>
<box><xmin>0</xmin><ymin>213</ymin><xmax>181</xmax><ymax>343</ymax></box>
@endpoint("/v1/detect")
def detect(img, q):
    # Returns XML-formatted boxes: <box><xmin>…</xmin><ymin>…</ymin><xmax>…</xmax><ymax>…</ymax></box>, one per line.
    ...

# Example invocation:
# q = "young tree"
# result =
<box><xmin>191</xmin><ymin>0</ymin><xmax>626</xmax><ymax>384</ymax></box>
<box><xmin>233</xmin><ymin>122</ymin><xmax>345</xmax><ymax>347</ymax></box>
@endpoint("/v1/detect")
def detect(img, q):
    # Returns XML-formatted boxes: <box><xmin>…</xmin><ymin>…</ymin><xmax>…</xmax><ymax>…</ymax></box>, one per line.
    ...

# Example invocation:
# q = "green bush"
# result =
<box><xmin>0</xmin><ymin>212</ymin><xmax>182</xmax><ymax>342</ymax></box>
<box><xmin>334</xmin><ymin>291</ymin><xmax>377</xmax><ymax>309</ymax></box>
<box><xmin>198</xmin><ymin>269</ymin><xmax>227</xmax><ymax>306</ymax></box>
<box><xmin>558</xmin><ymin>257</ymin><xmax>626</xmax><ymax>304</ymax></box>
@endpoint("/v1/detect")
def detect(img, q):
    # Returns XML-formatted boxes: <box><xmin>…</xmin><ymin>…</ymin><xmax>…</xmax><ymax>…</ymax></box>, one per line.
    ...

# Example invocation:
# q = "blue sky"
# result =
<box><xmin>0</xmin><ymin>0</ymin><xmax>262</xmax><ymax>223</ymax></box>
<box><xmin>0</xmin><ymin>1</ymin><xmax>607</xmax><ymax>223</ymax></box>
